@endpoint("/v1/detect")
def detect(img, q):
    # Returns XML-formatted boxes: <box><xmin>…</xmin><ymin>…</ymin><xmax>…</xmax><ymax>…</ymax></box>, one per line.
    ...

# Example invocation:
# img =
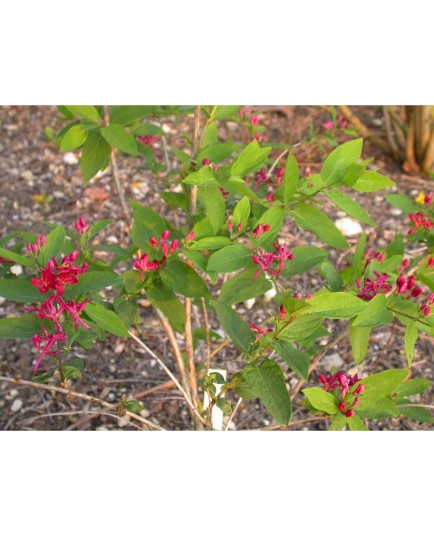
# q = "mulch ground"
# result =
<box><xmin>0</xmin><ymin>105</ymin><xmax>432</xmax><ymax>431</ymax></box>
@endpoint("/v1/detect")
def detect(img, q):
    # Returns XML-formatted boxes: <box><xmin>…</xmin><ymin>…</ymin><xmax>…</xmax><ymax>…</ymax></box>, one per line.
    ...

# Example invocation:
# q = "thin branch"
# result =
<box><xmin>0</xmin><ymin>375</ymin><xmax>163</xmax><ymax>430</ymax></box>
<box><xmin>128</xmin><ymin>331</ymin><xmax>206</xmax><ymax>427</ymax></box>
<box><xmin>202</xmin><ymin>297</ymin><xmax>212</xmax><ymax>374</ymax></box>
<box><xmin>224</xmin><ymin>397</ymin><xmax>242</xmax><ymax>431</ymax></box>
<box><xmin>103</xmin><ymin>105</ymin><xmax>130</xmax><ymax>217</ymax></box>
<box><xmin>154</xmin><ymin>308</ymin><xmax>191</xmax><ymax>398</ymax></box>
<box><xmin>266</xmin><ymin>149</ymin><xmax>289</xmax><ymax>178</ymax></box>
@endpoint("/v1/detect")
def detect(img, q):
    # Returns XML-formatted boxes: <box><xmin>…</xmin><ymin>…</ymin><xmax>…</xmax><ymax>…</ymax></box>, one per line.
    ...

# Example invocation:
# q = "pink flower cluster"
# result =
<box><xmin>364</xmin><ymin>248</ymin><xmax>385</xmax><ymax>266</ymax></box>
<box><xmin>31</xmin><ymin>250</ymin><xmax>88</xmax><ymax>296</ymax></box>
<box><xmin>408</xmin><ymin>212</ymin><xmax>434</xmax><ymax>234</ymax></box>
<box><xmin>252</xmin><ymin>242</ymin><xmax>293</xmax><ymax>280</ymax></box>
<box><xmin>253</xmin><ymin>167</ymin><xmax>285</xmax><ymax>202</ymax></box>
<box><xmin>28</xmin><ymin>222</ymin><xmax>91</xmax><ymax>372</ymax></box>
<box><xmin>322</xmin><ymin>114</ymin><xmax>348</xmax><ymax>131</ymax></box>
<box><xmin>27</xmin><ymin>235</ymin><xmax>47</xmax><ymax>255</ymax></box>
<box><xmin>74</xmin><ymin>217</ymin><xmax>88</xmax><ymax>235</ymax></box>
<box><xmin>133</xmin><ymin>230</ymin><xmax>178</xmax><ymax>281</ymax></box>
<box><xmin>356</xmin><ymin>271</ymin><xmax>392</xmax><ymax>300</ymax></box>
<box><xmin>319</xmin><ymin>371</ymin><xmax>365</xmax><ymax>418</ymax></box>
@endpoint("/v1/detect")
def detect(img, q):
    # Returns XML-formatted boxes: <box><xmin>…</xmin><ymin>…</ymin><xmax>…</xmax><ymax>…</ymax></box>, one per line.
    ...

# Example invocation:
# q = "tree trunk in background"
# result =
<box><xmin>339</xmin><ymin>105</ymin><xmax>434</xmax><ymax>176</ymax></box>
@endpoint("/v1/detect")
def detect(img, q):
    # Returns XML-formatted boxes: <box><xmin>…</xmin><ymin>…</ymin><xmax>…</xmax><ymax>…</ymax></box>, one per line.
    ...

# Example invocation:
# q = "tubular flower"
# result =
<box><xmin>408</xmin><ymin>212</ymin><xmax>434</xmax><ymax>234</ymax></box>
<box><xmin>133</xmin><ymin>253</ymin><xmax>159</xmax><ymax>281</ymax></box>
<box><xmin>318</xmin><ymin>371</ymin><xmax>363</xmax><ymax>418</ymax></box>
<box><xmin>356</xmin><ymin>271</ymin><xmax>392</xmax><ymax>301</ymax></box>
<box><xmin>74</xmin><ymin>217</ymin><xmax>88</xmax><ymax>235</ymax></box>
<box><xmin>249</xmin><ymin>323</ymin><xmax>273</xmax><ymax>342</ymax></box>
<box><xmin>32</xmin><ymin>326</ymin><xmax>67</xmax><ymax>372</ymax></box>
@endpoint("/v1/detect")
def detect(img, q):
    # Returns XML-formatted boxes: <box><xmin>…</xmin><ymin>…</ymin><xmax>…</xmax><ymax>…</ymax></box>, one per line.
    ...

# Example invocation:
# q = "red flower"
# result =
<box><xmin>249</xmin><ymin>323</ymin><xmax>273</xmax><ymax>342</ymax></box>
<box><xmin>133</xmin><ymin>254</ymin><xmax>159</xmax><ymax>281</ymax></box>
<box><xmin>32</xmin><ymin>326</ymin><xmax>66</xmax><ymax>372</ymax></box>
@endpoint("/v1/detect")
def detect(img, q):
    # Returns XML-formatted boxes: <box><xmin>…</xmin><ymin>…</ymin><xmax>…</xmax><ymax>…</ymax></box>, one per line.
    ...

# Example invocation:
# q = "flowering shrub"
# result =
<box><xmin>0</xmin><ymin>105</ymin><xmax>432</xmax><ymax>430</ymax></box>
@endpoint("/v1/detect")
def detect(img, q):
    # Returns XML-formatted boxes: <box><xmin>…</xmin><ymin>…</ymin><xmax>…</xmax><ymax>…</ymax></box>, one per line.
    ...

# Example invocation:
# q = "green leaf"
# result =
<box><xmin>109</xmin><ymin>105</ymin><xmax>156</xmax><ymax>126</ymax></box>
<box><xmin>329</xmin><ymin>413</ymin><xmax>346</xmax><ymax>431</ymax></box>
<box><xmin>147</xmin><ymin>280</ymin><xmax>186</xmax><ymax>333</ymax></box>
<box><xmin>65</xmin><ymin>105</ymin><xmax>100</xmax><ymax>123</ymax></box>
<box><xmin>395</xmin><ymin>378</ymin><xmax>432</xmax><ymax>398</ymax></box>
<box><xmin>59</xmin><ymin>124</ymin><xmax>89</xmax><ymax>152</ymax></box>
<box><xmin>280</xmin><ymin>246</ymin><xmax>328</xmax><ymax>277</ymax></box>
<box><xmin>130</xmin><ymin>200</ymin><xmax>170</xmax><ymax>250</ymax></box>
<box><xmin>351</xmin><ymin>233</ymin><xmax>367</xmax><ymax>281</ymax></box>
<box><xmin>243</xmin><ymin>360</ymin><xmax>292</xmax><ymax>425</ymax></box>
<box><xmin>122</xmin><ymin>400</ymin><xmax>144</xmax><ymax>415</ymax></box>
<box><xmin>210</xmin><ymin>105</ymin><xmax>241</xmax><ymax>121</ymax></box>
<box><xmin>215</xmin><ymin>398</ymin><xmax>232</xmax><ymax>416</ymax></box>
<box><xmin>198</xmin><ymin>185</ymin><xmax>225</xmax><ymax>234</ymax></box>
<box><xmin>84</xmin><ymin>302</ymin><xmax>129</xmax><ymax>337</ymax></box>
<box><xmin>404</xmin><ymin>322</ymin><xmax>418</xmax><ymax>367</ymax></box>
<box><xmin>346</xmin><ymin>415</ymin><xmax>369</xmax><ymax>431</ymax></box>
<box><xmin>277</xmin><ymin>316</ymin><xmax>323</xmax><ymax>342</ymax></box>
<box><xmin>283</xmin><ymin>154</ymin><xmax>299</xmax><ymax>203</ymax></box>
<box><xmin>0</xmin><ymin>246</ymin><xmax>34</xmax><ymax>268</ymax></box>
<box><xmin>183</xmin><ymin>166</ymin><xmax>215</xmax><ymax>185</ymax></box>
<box><xmin>352</xmin><ymin>294</ymin><xmax>393</xmax><ymax>327</ymax></box>
<box><xmin>218</xmin><ymin>269</ymin><xmax>271</xmax><ymax>306</ymax></box>
<box><xmin>0</xmin><ymin>279</ymin><xmax>44</xmax><ymax>303</ymax></box>
<box><xmin>351</xmin><ymin>171</ymin><xmax>395</xmax><ymax>192</ymax></box>
<box><xmin>226</xmin><ymin>177</ymin><xmax>263</xmax><ymax>204</ymax></box>
<box><xmin>63</xmin><ymin>271</ymin><xmax>121</xmax><ymax>299</ymax></box>
<box><xmin>292</xmin><ymin>204</ymin><xmax>349</xmax><ymax>250</ymax></box>
<box><xmin>356</xmin><ymin>397</ymin><xmax>399</xmax><ymax>419</ymax></box>
<box><xmin>197</xmin><ymin>142</ymin><xmax>238</xmax><ymax>163</ymax></box>
<box><xmin>326</xmin><ymin>190</ymin><xmax>376</xmax><ymax>226</ymax></box>
<box><xmin>231</xmin><ymin>140</ymin><xmax>272</xmax><ymax>178</ymax></box>
<box><xmin>189</xmin><ymin>237</ymin><xmax>232</xmax><ymax>251</ymax></box>
<box><xmin>207</xmin><ymin>245</ymin><xmax>253</xmax><ymax>273</ymax></box>
<box><xmin>384</xmin><ymin>193</ymin><xmax>420</xmax><ymax>214</ymax></box>
<box><xmin>32</xmin><ymin>369</ymin><xmax>57</xmax><ymax>384</ymax></box>
<box><xmin>131</xmin><ymin>122</ymin><xmax>165</xmax><ymax>136</ymax></box>
<box><xmin>160</xmin><ymin>192</ymin><xmax>190</xmax><ymax>213</ymax></box>
<box><xmin>0</xmin><ymin>314</ymin><xmax>44</xmax><ymax>338</ymax></box>
<box><xmin>210</xmin><ymin>300</ymin><xmax>255</xmax><ymax>352</ymax></box>
<box><xmin>349</xmin><ymin>323</ymin><xmax>372</xmax><ymax>365</ymax></box>
<box><xmin>39</xmin><ymin>226</ymin><xmax>66</xmax><ymax>264</ymax></box>
<box><xmin>161</xmin><ymin>259</ymin><xmax>209</xmax><ymax>298</ymax></box>
<box><xmin>302</xmin><ymin>387</ymin><xmax>338</xmax><ymax>414</ymax></box>
<box><xmin>80</xmin><ymin>132</ymin><xmax>111</xmax><ymax>183</ymax></box>
<box><xmin>321</xmin><ymin>139</ymin><xmax>363</xmax><ymax>184</ymax></box>
<box><xmin>232</xmin><ymin>196</ymin><xmax>251</xmax><ymax>230</ymax></box>
<box><xmin>271</xmin><ymin>341</ymin><xmax>310</xmax><ymax>381</ymax></box>
<box><xmin>308</xmin><ymin>292</ymin><xmax>366</xmax><ymax>318</ymax></box>
<box><xmin>399</xmin><ymin>405</ymin><xmax>434</xmax><ymax>423</ymax></box>
<box><xmin>318</xmin><ymin>259</ymin><xmax>343</xmax><ymax>291</ymax></box>
<box><xmin>356</xmin><ymin>369</ymin><xmax>409</xmax><ymax>410</ymax></box>
<box><xmin>100</xmin><ymin>124</ymin><xmax>138</xmax><ymax>156</ymax></box>
<box><xmin>113</xmin><ymin>296</ymin><xmax>138</xmax><ymax>328</ymax></box>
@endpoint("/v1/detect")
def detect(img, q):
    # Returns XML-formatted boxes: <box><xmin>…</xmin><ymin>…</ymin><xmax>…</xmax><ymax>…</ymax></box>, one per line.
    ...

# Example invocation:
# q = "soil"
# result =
<box><xmin>0</xmin><ymin>105</ymin><xmax>432</xmax><ymax>431</ymax></box>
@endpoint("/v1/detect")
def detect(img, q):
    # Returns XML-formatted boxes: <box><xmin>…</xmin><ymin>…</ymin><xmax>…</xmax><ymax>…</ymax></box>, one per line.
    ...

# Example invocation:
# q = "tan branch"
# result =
<box><xmin>0</xmin><ymin>375</ymin><xmax>163</xmax><ymax>430</ymax></box>
<box><xmin>338</xmin><ymin>105</ymin><xmax>391</xmax><ymax>154</ymax></box>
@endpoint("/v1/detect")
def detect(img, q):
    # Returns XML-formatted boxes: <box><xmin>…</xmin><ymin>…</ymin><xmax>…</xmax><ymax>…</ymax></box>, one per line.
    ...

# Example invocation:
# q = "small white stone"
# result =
<box><xmin>63</xmin><ymin>152</ymin><xmax>79</xmax><ymax>165</ymax></box>
<box><xmin>140</xmin><ymin>408</ymin><xmax>150</xmax><ymax>418</ymax></box>
<box><xmin>244</xmin><ymin>298</ymin><xmax>256</xmax><ymax>309</ymax></box>
<box><xmin>323</xmin><ymin>352</ymin><xmax>344</xmax><ymax>369</ymax></box>
<box><xmin>9</xmin><ymin>389</ymin><xmax>19</xmax><ymax>397</ymax></box>
<box><xmin>263</xmin><ymin>287</ymin><xmax>277</xmax><ymax>301</ymax></box>
<box><xmin>10</xmin><ymin>264</ymin><xmax>23</xmax><ymax>276</ymax></box>
<box><xmin>390</xmin><ymin>208</ymin><xmax>402</xmax><ymax>216</ymax></box>
<box><xmin>117</xmin><ymin>415</ymin><xmax>131</xmax><ymax>428</ymax></box>
<box><xmin>0</xmin><ymin>297</ymin><xmax>5</xmax><ymax>305</ymax></box>
<box><xmin>20</xmin><ymin>170</ymin><xmax>34</xmax><ymax>182</ymax></box>
<box><xmin>96</xmin><ymin>426</ymin><xmax>109</xmax><ymax>431</ymax></box>
<box><xmin>11</xmin><ymin>399</ymin><xmax>23</xmax><ymax>412</ymax></box>
<box><xmin>335</xmin><ymin>217</ymin><xmax>363</xmax><ymax>237</ymax></box>
<box><xmin>106</xmin><ymin>235</ymin><xmax>119</xmax><ymax>244</ymax></box>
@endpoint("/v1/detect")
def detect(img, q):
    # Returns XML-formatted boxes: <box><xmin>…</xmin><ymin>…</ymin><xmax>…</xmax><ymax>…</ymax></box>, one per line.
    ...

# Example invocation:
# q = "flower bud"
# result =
<box><xmin>279</xmin><ymin>304</ymin><xmax>286</xmax><ymax>321</ymax></box>
<box><xmin>338</xmin><ymin>401</ymin><xmax>347</xmax><ymax>412</ymax></box>
<box><xmin>161</xmin><ymin>230</ymin><xmax>170</xmax><ymax>241</ymax></box>
<box><xmin>294</xmin><ymin>292</ymin><xmax>302</xmax><ymax>300</ymax></box>
<box><xmin>410</xmin><ymin>286</ymin><xmax>423</xmax><ymax>298</ymax></box>
<box><xmin>407</xmin><ymin>275</ymin><xmax>416</xmax><ymax>290</ymax></box>
<box><xmin>237</xmin><ymin>223</ymin><xmax>243</xmax><ymax>233</ymax></box>
<box><xmin>344</xmin><ymin>409</ymin><xmax>355</xmax><ymax>418</ymax></box>
<box><xmin>150</xmin><ymin>237</ymin><xmax>158</xmax><ymax>248</ymax></box>
<box><xmin>202</xmin><ymin>158</ymin><xmax>211</xmax><ymax>166</ymax></box>
<box><xmin>353</xmin><ymin>384</ymin><xmax>365</xmax><ymax>395</ymax></box>
<box><xmin>186</xmin><ymin>232</ymin><xmax>195</xmax><ymax>242</ymax></box>
<box><xmin>227</xmin><ymin>221</ymin><xmax>234</xmax><ymax>232</ymax></box>
<box><xmin>352</xmin><ymin>397</ymin><xmax>361</xmax><ymax>408</ymax></box>
<box><xmin>396</xmin><ymin>274</ymin><xmax>406</xmax><ymax>287</ymax></box>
